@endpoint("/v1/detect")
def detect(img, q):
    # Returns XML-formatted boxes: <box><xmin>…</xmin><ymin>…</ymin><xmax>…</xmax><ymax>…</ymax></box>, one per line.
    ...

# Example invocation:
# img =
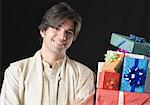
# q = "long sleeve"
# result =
<box><xmin>0</xmin><ymin>66</ymin><xmax>20</xmax><ymax>105</ymax></box>
<box><xmin>74</xmin><ymin>72</ymin><xmax>96</xmax><ymax>105</ymax></box>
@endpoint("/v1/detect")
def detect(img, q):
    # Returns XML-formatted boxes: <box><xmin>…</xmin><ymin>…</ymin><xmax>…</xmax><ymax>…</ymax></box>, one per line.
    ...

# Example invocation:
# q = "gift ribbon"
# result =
<box><xmin>116</xmin><ymin>34</ymin><xmax>145</xmax><ymax>48</ymax></box>
<box><xmin>116</xmin><ymin>34</ymin><xmax>149</xmax><ymax>56</ymax></box>
<box><xmin>116</xmin><ymin>40</ymin><xmax>126</xmax><ymax>48</ymax></box>
<box><xmin>118</xmin><ymin>91</ymin><xmax>124</xmax><ymax>105</ymax></box>
<box><xmin>118</xmin><ymin>91</ymin><xmax>150</xmax><ymax>105</ymax></box>
<box><xmin>124</xmin><ymin>59</ymin><xmax>146</xmax><ymax>92</ymax></box>
<box><xmin>128</xmin><ymin>34</ymin><xmax>149</xmax><ymax>56</ymax></box>
<box><xmin>104</xmin><ymin>51</ymin><xmax>119</xmax><ymax>63</ymax></box>
<box><xmin>129</xmin><ymin>34</ymin><xmax>145</xmax><ymax>43</ymax></box>
<box><xmin>117</xmin><ymin>48</ymin><xmax>128</xmax><ymax>53</ymax></box>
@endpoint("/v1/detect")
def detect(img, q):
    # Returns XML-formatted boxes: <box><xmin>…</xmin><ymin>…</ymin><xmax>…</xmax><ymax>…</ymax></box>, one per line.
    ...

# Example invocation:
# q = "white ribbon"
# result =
<box><xmin>118</xmin><ymin>91</ymin><xmax>124</xmax><ymax>105</ymax></box>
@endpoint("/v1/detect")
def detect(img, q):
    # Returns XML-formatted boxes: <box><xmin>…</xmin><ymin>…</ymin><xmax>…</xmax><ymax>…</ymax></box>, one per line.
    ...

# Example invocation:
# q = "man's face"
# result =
<box><xmin>40</xmin><ymin>19</ymin><xmax>75</xmax><ymax>54</ymax></box>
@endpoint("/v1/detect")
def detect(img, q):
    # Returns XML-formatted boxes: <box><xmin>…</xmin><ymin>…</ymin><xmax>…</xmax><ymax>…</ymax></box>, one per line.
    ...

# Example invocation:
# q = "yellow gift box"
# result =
<box><xmin>101</xmin><ymin>50</ymin><xmax>124</xmax><ymax>73</ymax></box>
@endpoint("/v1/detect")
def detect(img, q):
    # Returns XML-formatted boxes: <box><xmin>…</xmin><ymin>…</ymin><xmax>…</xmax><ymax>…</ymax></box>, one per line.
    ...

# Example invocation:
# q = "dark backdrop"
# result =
<box><xmin>1</xmin><ymin>0</ymin><xmax>150</xmax><ymax>89</ymax></box>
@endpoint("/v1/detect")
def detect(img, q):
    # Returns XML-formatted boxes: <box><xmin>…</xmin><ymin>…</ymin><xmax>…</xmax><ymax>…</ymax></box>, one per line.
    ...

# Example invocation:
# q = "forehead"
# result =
<box><xmin>60</xmin><ymin>19</ymin><xmax>75</xmax><ymax>31</ymax></box>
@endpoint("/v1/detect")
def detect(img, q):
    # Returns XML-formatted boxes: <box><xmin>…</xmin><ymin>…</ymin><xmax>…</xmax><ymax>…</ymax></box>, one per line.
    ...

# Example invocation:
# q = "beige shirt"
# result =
<box><xmin>0</xmin><ymin>50</ymin><xmax>95</xmax><ymax>105</ymax></box>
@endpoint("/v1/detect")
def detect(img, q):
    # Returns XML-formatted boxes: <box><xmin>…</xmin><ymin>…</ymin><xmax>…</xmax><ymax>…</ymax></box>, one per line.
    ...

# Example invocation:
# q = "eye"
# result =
<box><xmin>65</xmin><ymin>31</ymin><xmax>74</xmax><ymax>36</ymax></box>
<box><xmin>51</xmin><ymin>26</ymin><xmax>60</xmax><ymax>31</ymax></box>
<box><xmin>54</xmin><ymin>27</ymin><xmax>60</xmax><ymax>31</ymax></box>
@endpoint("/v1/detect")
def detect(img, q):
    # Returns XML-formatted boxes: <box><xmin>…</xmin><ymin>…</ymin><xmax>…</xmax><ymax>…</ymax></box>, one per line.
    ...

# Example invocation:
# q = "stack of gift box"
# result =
<box><xmin>96</xmin><ymin>33</ymin><xmax>150</xmax><ymax>105</ymax></box>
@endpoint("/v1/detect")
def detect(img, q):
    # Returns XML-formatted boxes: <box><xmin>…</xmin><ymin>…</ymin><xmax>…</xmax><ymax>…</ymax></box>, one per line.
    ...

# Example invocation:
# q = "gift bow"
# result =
<box><xmin>124</xmin><ymin>66</ymin><xmax>146</xmax><ymax>92</ymax></box>
<box><xmin>117</xmin><ymin>48</ymin><xmax>128</xmax><ymax>53</ymax></box>
<box><xmin>129</xmin><ymin>34</ymin><xmax>149</xmax><ymax>56</ymax></box>
<box><xmin>105</xmin><ymin>78</ymin><xmax>116</xmax><ymax>89</ymax></box>
<box><xmin>129</xmin><ymin>34</ymin><xmax>145</xmax><ymax>43</ymax></box>
<box><xmin>104</xmin><ymin>51</ymin><xmax>120</xmax><ymax>63</ymax></box>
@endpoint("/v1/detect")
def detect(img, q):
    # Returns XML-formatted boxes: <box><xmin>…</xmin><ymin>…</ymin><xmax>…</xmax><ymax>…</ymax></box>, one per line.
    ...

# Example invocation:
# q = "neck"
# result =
<box><xmin>40</xmin><ymin>47</ymin><xmax>65</xmax><ymax>66</ymax></box>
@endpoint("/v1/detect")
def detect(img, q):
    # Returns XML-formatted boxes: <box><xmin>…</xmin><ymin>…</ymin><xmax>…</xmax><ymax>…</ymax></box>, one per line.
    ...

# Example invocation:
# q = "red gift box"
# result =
<box><xmin>97</xmin><ymin>71</ymin><xmax>120</xmax><ymax>90</ymax></box>
<box><xmin>124</xmin><ymin>92</ymin><xmax>150</xmax><ymax>105</ymax></box>
<box><xmin>96</xmin><ymin>89</ymin><xmax>150</xmax><ymax>105</ymax></box>
<box><xmin>96</xmin><ymin>89</ymin><xmax>119</xmax><ymax>105</ymax></box>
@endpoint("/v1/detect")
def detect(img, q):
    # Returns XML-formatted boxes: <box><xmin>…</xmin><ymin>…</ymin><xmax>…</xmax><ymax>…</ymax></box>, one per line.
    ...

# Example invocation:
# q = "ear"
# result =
<box><xmin>40</xmin><ymin>31</ymin><xmax>45</xmax><ymax>38</ymax></box>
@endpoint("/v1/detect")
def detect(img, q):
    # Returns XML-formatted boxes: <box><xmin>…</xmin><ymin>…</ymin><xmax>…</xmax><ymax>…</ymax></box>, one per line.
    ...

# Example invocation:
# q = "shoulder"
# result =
<box><xmin>10</xmin><ymin>57</ymin><xmax>32</xmax><ymax>69</ymax></box>
<box><xmin>10</xmin><ymin>58</ymin><xmax>30</xmax><ymax>67</ymax></box>
<box><xmin>6</xmin><ymin>50</ymin><xmax>40</xmax><ymax>73</ymax></box>
<box><xmin>5</xmin><ymin>57</ymin><xmax>31</xmax><ymax>75</ymax></box>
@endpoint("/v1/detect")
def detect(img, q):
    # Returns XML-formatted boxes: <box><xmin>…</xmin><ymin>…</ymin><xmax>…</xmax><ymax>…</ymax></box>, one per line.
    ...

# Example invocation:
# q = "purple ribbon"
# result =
<box><xmin>124</xmin><ymin>59</ymin><xmax>146</xmax><ymax>92</ymax></box>
<box><xmin>117</xmin><ymin>48</ymin><xmax>128</xmax><ymax>53</ymax></box>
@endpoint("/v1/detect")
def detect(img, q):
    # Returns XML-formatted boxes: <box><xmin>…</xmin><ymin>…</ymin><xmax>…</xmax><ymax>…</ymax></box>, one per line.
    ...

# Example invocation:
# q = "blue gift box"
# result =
<box><xmin>120</xmin><ymin>57</ymin><xmax>148</xmax><ymax>93</ymax></box>
<box><xmin>110</xmin><ymin>33</ymin><xmax>150</xmax><ymax>57</ymax></box>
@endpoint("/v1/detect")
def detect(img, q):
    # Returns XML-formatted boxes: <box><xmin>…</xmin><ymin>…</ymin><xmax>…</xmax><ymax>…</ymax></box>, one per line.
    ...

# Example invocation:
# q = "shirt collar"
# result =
<box><xmin>42</xmin><ymin>54</ymin><xmax>66</xmax><ymax>70</ymax></box>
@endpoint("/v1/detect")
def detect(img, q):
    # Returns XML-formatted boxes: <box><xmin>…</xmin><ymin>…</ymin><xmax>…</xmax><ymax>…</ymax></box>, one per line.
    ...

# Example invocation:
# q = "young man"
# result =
<box><xmin>0</xmin><ymin>2</ymin><xmax>95</xmax><ymax>105</ymax></box>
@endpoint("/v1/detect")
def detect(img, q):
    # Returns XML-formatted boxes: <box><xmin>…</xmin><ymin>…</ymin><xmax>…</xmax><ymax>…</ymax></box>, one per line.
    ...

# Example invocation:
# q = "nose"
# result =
<box><xmin>58</xmin><ymin>29</ymin><xmax>67</xmax><ymax>40</ymax></box>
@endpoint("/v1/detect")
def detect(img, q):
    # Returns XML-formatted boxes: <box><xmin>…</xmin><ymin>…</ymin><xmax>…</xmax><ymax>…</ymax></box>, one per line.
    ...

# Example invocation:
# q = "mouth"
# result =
<box><xmin>52</xmin><ymin>39</ymin><xmax>66</xmax><ymax>47</ymax></box>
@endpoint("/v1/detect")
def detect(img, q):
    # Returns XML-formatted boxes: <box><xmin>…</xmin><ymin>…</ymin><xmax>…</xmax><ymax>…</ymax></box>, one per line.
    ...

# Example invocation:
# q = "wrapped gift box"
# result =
<box><xmin>145</xmin><ymin>57</ymin><xmax>150</xmax><ymax>93</ymax></box>
<box><xmin>120</xmin><ymin>57</ymin><xmax>149</xmax><ymax>93</ymax></box>
<box><xmin>96</xmin><ymin>62</ymin><xmax>104</xmax><ymax>88</ymax></box>
<box><xmin>96</xmin><ymin>89</ymin><xmax>150</xmax><ymax>105</ymax></box>
<box><xmin>101</xmin><ymin>50</ymin><xmax>124</xmax><ymax>73</ymax></box>
<box><xmin>125</xmin><ymin>53</ymin><xmax>146</xmax><ymax>59</ymax></box>
<box><xmin>97</xmin><ymin>62</ymin><xmax>105</xmax><ymax>72</ymax></box>
<box><xmin>125</xmin><ymin>53</ymin><xmax>150</xmax><ymax>93</ymax></box>
<box><xmin>96</xmin><ymin>89</ymin><xmax>119</xmax><ymax>105</ymax></box>
<box><xmin>97</xmin><ymin>71</ymin><xmax>120</xmax><ymax>90</ymax></box>
<box><xmin>110</xmin><ymin>33</ymin><xmax>150</xmax><ymax>56</ymax></box>
<box><xmin>124</xmin><ymin>91</ymin><xmax>150</xmax><ymax>105</ymax></box>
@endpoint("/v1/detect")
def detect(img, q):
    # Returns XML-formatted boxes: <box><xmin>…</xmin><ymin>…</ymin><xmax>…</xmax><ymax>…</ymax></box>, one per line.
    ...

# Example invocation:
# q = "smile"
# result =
<box><xmin>52</xmin><ymin>39</ymin><xmax>66</xmax><ymax>47</ymax></box>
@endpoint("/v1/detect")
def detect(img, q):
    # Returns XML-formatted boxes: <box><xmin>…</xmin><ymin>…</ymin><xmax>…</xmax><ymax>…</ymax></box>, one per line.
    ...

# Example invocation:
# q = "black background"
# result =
<box><xmin>1</xmin><ymin>0</ymin><xmax>150</xmax><ymax>89</ymax></box>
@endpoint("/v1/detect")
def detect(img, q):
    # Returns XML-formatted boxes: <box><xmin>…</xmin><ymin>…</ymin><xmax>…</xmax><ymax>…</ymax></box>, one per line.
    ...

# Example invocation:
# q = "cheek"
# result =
<box><xmin>67</xmin><ymin>38</ymin><xmax>73</xmax><ymax>46</ymax></box>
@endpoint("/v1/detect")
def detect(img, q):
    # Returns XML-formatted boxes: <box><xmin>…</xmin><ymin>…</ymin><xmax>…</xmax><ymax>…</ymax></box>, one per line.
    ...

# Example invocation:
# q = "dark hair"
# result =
<box><xmin>38</xmin><ymin>2</ymin><xmax>82</xmax><ymax>41</ymax></box>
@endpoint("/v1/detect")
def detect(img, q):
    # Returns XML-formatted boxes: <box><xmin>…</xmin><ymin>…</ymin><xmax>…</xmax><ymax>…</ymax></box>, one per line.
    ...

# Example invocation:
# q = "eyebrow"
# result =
<box><xmin>58</xmin><ymin>25</ymin><xmax>74</xmax><ymax>32</ymax></box>
<box><xmin>68</xmin><ymin>29</ymin><xmax>74</xmax><ymax>32</ymax></box>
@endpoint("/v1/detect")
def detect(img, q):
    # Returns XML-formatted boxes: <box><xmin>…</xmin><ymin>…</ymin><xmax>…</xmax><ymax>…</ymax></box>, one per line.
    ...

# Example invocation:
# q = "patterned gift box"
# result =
<box><xmin>120</xmin><ymin>57</ymin><xmax>149</xmax><ymax>93</ymax></box>
<box><xmin>101</xmin><ymin>50</ymin><xmax>124</xmax><ymax>73</ymax></box>
<box><xmin>110</xmin><ymin>33</ymin><xmax>150</xmax><ymax>56</ymax></box>
<box><xmin>124</xmin><ymin>91</ymin><xmax>150</xmax><ymax>105</ymax></box>
<box><xmin>96</xmin><ymin>89</ymin><xmax>150</xmax><ymax>105</ymax></box>
<box><xmin>96</xmin><ymin>89</ymin><xmax>119</xmax><ymax>105</ymax></box>
<box><xmin>125</xmin><ymin>53</ymin><xmax>150</xmax><ymax>93</ymax></box>
<box><xmin>97</xmin><ymin>71</ymin><xmax>120</xmax><ymax>90</ymax></box>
